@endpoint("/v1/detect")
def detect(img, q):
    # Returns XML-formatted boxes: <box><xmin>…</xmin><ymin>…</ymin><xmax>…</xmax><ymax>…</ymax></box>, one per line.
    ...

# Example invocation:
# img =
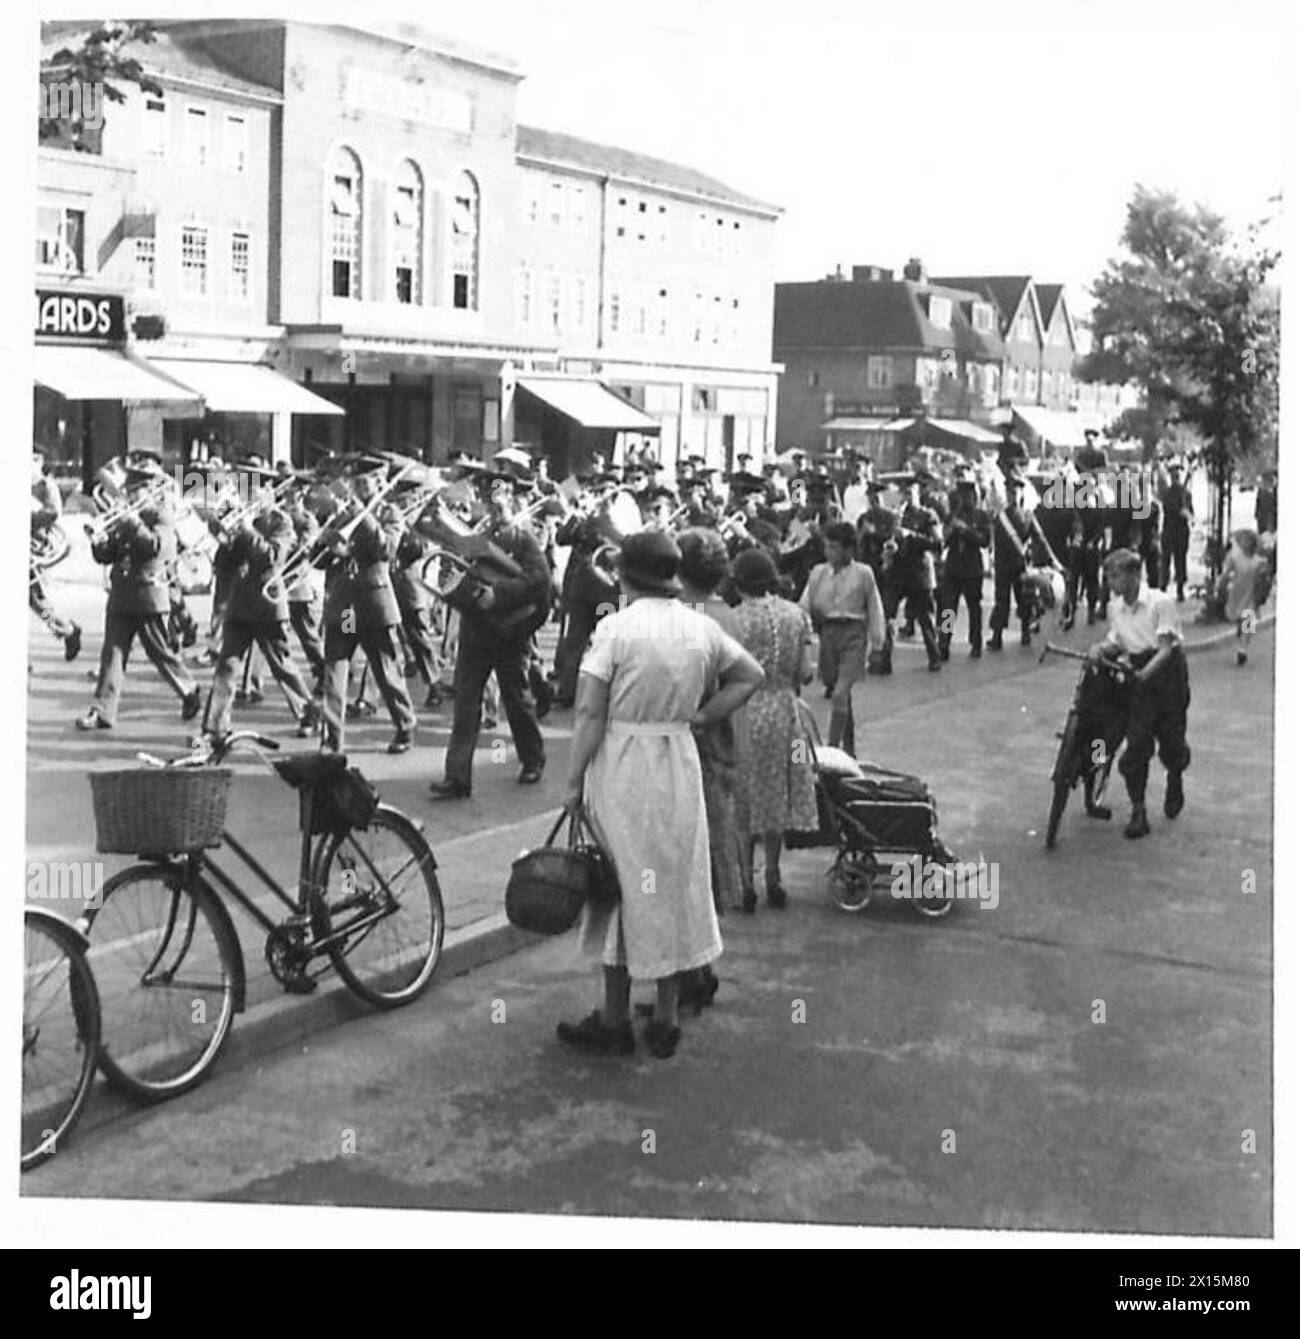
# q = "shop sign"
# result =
<box><xmin>36</xmin><ymin>289</ymin><xmax>125</xmax><ymax>342</ymax></box>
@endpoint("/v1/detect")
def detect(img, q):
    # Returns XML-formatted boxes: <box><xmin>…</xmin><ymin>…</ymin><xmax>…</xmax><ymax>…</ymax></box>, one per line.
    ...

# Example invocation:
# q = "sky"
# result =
<box><xmin>394</xmin><ymin>0</ymin><xmax>1287</xmax><ymax>319</ymax></box>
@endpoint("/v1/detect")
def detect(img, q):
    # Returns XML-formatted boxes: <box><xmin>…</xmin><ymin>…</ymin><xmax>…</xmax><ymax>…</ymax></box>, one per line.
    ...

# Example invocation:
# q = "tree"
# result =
<box><xmin>39</xmin><ymin>21</ymin><xmax>162</xmax><ymax>149</ymax></box>
<box><xmin>1077</xmin><ymin>187</ymin><xmax>1280</xmax><ymax>604</ymax></box>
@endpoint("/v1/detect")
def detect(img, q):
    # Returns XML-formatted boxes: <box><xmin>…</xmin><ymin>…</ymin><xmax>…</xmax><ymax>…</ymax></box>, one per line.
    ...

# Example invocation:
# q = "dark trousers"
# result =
<box><xmin>205</xmin><ymin>619</ymin><xmax>313</xmax><ymax>737</ymax></box>
<box><xmin>289</xmin><ymin>598</ymin><xmax>325</xmax><ymax>680</ymax></box>
<box><xmin>1066</xmin><ymin>543</ymin><xmax>1103</xmax><ymax>619</ymax></box>
<box><xmin>92</xmin><ymin>611</ymin><xmax>197</xmax><ymax>724</ymax></box>
<box><xmin>30</xmin><ymin>573</ymin><xmax>74</xmax><ymax>640</ymax></box>
<box><xmin>554</xmin><ymin>602</ymin><xmax>600</xmax><ymax>703</ymax></box>
<box><xmin>400</xmin><ymin>605</ymin><xmax>439</xmax><ymax>689</ymax></box>
<box><xmin>322</xmin><ymin>623</ymin><xmax>416</xmax><ymax>748</ymax></box>
<box><xmin>444</xmin><ymin>625</ymin><xmax>545</xmax><ymax>790</ymax></box>
<box><xmin>1118</xmin><ymin>649</ymin><xmax>1190</xmax><ymax>804</ymax></box>
<box><xmin>897</xmin><ymin>583</ymin><xmax>940</xmax><ymax>661</ymax></box>
<box><xmin>1140</xmin><ymin>544</ymin><xmax>1161</xmax><ymax>590</ymax></box>
<box><xmin>938</xmin><ymin>574</ymin><xmax>983</xmax><ymax>648</ymax></box>
<box><xmin>990</xmin><ymin>568</ymin><xmax>1031</xmax><ymax>635</ymax></box>
<box><xmin>1160</xmin><ymin>535</ymin><xmax>1189</xmax><ymax>593</ymax></box>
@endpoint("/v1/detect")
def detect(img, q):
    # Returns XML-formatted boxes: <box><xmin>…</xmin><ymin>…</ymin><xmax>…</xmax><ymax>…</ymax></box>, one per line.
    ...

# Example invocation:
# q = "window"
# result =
<box><xmin>522</xmin><ymin>180</ymin><xmax>541</xmax><ymax>226</ymax></box>
<box><xmin>229</xmin><ymin>231</ymin><xmax>251</xmax><ymax>302</ymax></box>
<box><xmin>391</xmin><ymin>160</ymin><xmax>423</xmax><ymax>305</ymax></box>
<box><xmin>928</xmin><ymin>295</ymin><xmax>952</xmax><ymax>328</ymax></box>
<box><xmin>35</xmin><ymin>205</ymin><xmax>84</xmax><ymax>273</ymax></box>
<box><xmin>572</xmin><ymin>275</ymin><xmax>587</xmax><ymax>329</ymax></box>
<box><xmin>328</xmin><ymin>147</ymin><xmax>362</xmax><ymax>299</ymax></box>
<box><xmin>609</xmin><ymin>284</ymin><xmax>621</xmax><ymax>334</ymax></box>
<box><xmin>972</xmin><ymin>302</ymin><xmax>995</xmax><ymax>333</ymax></box>
<box><xmin>548</xmin><ymin>180</ymin><xmax>564</xmax><ymax>227</ymax></box>
<box><xmin>656</xmin><ymin>288</ymin><xmax>669</xmax><ymax>338</ymax></box>
<box><xmin>516</xmin><ymin>265</ymin><xmax>532</xmax><ymax>326</ymax></box>
<box><xmin>692</xmin><ymin>291</ymin><xmax>704</xmax><ymax>343</ymax></box>
<box><xmin>1025</xmin><ymin>368</ymin><xmax>1038</xmax><ymax>400</ymax></box>
<box><xmin>185</xmin><ymin>106</ymin><xmax>208</xmax><ymax>167</ymax></box>
<box><xmin>451</xmin><ymin>171</ymin><xmax>479</xmax><ymax>310</ymax></box>
<box><xmin>1007</xmin><ymin>365</ymin><xmax>1020</xmax><ymax>397</ymax></box>
<box><xmin>180</xmin><ymin>224</ymin><xmax>208</xmax><ymax>296</ymax></box>
<box><xmin>657</xmin><ymin>204</ymin><xmax>669</xmax><ymax>245</ymax></box>
<box><xmin>143</xmin><ymin>97</ymin><xmax>167</xmax><ymax>158</ymax></box>
<box><xmin>867</xmin><ymin>355</ymin><xmax>893</xmax><ymax>389</ymax></box>
<box><xmin>133</xmin><ymin>236</ymin><xmax>156</xmax><ymax>290</ymax></box>
<box><xmin>547</xmin><ymin>269</ymin><xmax>561</xmax><ymax>329</ymax></box>
<box><xmin>569</xmin><ymin>185</ymin><xmax>588</xmax><ymax>231</ymax></box>
<box><xmin>1016</xmin><ymin>311</ymin><xmax>1035</xmax><ymax>343</ymax></box>
<box><xmin>223</xmin><ymin>114</ymin><xmax>248</xmax><ymax>174</ymax></box>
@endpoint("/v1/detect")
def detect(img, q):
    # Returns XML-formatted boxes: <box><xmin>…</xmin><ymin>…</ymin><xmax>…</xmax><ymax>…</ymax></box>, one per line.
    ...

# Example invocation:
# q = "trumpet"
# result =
<box><xmin>214</xmin><ymin>474</ymin><xmax>297</xmax><ymax>538</ymax></box>
<box><xmin>84</xmin><ymin>478</ymin><xmax>170</xmax><ymax>544</ymax></box>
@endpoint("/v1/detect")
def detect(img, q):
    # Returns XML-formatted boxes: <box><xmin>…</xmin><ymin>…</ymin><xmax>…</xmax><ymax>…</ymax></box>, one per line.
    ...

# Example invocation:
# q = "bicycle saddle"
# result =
<box><xmin>272</xmin><ymin>752</ymin><xmax>349</xmax><ymax>789</ymax></box>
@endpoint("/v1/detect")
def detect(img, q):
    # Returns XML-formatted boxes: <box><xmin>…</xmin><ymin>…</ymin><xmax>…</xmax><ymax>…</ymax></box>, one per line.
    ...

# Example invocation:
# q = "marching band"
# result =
<box><xmin>34</xmin><ymin>436</ymin><xmax>1179</xmax><ymax>777</ymax></box>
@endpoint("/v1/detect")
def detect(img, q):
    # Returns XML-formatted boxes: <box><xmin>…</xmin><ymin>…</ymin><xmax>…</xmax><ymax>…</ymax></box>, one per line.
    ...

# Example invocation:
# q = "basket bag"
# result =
<box><xmin>90</xmin><ymin>768</ymin><xmax>232</xmax><ymax>855</ymax></box>
<box><xmin>505</xmin><ymin>809</ymin><xmax>620</xmax><ymax>935</ymax></box>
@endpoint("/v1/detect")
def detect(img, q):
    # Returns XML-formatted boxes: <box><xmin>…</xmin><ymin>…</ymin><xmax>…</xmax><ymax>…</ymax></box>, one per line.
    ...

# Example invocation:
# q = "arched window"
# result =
<box><xmin>451</xmin><ymin>170</ymin><xmax>479</xmax><ymax>310</ymax></box>
<box><xmin>328</xmin><ymin>146</ymin><xmax>363</xmax><ymax>299</ymax></box>
<box><xmin>392</xmin><ymin>160</ymin><xmax>423</xmax><ymax>305</ymax></box>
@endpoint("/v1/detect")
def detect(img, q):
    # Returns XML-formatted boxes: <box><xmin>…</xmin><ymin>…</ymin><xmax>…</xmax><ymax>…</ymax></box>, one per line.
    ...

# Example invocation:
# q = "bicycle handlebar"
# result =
<box><xmin>135</xmin><ymin>731</ymin><xmax>281</xmax><ymax>770</ymax></box>
<box><xmin>1039</xmin><ymin>641</ymin><xmax>1133</xmax><ymax>680</ymax></box>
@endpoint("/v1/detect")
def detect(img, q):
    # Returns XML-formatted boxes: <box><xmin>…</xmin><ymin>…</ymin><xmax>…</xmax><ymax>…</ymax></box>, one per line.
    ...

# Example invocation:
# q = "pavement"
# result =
<box><xmin>22</xmin><ymin>536</ymin><xmax>1274</xmax><ymax>1231</ymax></box>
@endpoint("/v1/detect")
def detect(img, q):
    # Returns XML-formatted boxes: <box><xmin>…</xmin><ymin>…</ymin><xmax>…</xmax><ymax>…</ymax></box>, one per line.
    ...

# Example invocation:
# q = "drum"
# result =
<box><xmin>173</xmin><ymin>503</ymin><xmax>210</xmax><ymax>553</ymax></box>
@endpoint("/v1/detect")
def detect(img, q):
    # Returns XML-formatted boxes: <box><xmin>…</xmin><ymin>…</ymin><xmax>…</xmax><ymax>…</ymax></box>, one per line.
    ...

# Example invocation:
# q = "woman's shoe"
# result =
<box><xmin>556</xmin><ymin>1010</ymin><xmax>635</xmax><ymax>1055</ymax></box>
<box><xmin>643</xmin><ymin>1018</ymin><xmax>682</xmax><ymax>1059</ymax></box>
<box><xmin>678</xmin><ymin>966</ymin><xmax>719</xmax><ymax>1014</ymax></box>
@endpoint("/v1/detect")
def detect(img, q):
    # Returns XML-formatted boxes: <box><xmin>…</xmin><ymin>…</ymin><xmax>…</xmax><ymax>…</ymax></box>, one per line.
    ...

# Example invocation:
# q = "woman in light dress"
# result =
<box><xmin>729</xmin><ymin>548</ymin><xmax>820</xmax><ymax>911</ymax></box>
<box><xmin>1219</xmin><ymin>528</ymin><xmax>1270</xmax><ymax>666</ymax></box>
<box><xmin>559</xmin><ymin>532</ymin><xmax>763</xmax><ymax>1059</ymax></box>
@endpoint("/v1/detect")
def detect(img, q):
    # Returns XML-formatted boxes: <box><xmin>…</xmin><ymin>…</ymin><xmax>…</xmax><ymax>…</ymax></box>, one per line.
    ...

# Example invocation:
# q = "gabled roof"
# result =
<box><xmin>516</xmin><ymin>125</ymin><xmax>780</xmax><ymax>217</ymax></box>
<box><xmin>930</xmin><ymin>274</ymin><xmax>1040</xmax><ymax>340</ymax></box>
<box><xmin>773</xmin><ymin>278</ymin><xmax>1004</xmax><ymax>360</ymax></box>
<box><xmin>40</xmin><ymin>22</ymin><xmax>282</xmax><ymax>102</ymax></box>
<box><xmin>1034</xmin><ymin>283</ymin><xmax>1064</xmax><ymax>323</ymax></box>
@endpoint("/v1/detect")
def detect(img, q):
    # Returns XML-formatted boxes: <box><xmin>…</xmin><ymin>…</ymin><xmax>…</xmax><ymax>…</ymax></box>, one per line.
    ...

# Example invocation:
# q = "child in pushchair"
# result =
<box><xmin>785</xmin><ymin>706</ymin><xmax>960</xmax><ymax>919</ymax></box>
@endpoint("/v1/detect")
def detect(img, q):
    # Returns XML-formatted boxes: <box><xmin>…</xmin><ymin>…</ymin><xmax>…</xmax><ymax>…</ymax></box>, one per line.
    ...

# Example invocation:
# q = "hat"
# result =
<box><xmin>492</xmin><ymin>446</ymin><xmax>534</xmax><ymax>479</ymax></box>
<box><xmin>235</xmin><ymin>452</ymin><xmax>276</xmax><ymax>478</ymax></box>
<box><xmin>616</xmin><ymin>530</ymin><xmax>681</xmax><ymax>595</ymax></box>
<box><xmin>644</xmin><ymin>485</ymin><xmax>677</xmax><ymax>504</ymax></box>
<box><xmin>126</xmin><ymin>448</ymin><xmax>164</xmax><ymax>469</ymax></box>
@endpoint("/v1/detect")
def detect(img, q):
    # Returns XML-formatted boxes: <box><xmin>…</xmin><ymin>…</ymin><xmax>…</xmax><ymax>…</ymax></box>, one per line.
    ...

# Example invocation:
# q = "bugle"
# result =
<box><xmin>83</xmin><ymin>478</ymin><xmax>170</xmax><ymax>544</ymax></box>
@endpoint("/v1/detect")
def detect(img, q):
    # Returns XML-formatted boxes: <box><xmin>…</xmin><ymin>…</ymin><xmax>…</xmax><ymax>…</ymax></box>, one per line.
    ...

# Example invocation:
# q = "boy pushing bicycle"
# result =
<box><xmin>1087</xmin><ymin>548</ymin><xmax>1191</xmax><ymax>839</ymax></box>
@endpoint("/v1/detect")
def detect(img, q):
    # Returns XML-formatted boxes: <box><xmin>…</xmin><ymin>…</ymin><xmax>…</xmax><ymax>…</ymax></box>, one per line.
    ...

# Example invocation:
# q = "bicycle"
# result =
<box><xmin>82</xmin><ymin>730</ymin><xmax>444</xmax><ymax>1104</ymax></box>
<box><xmin>23</xmin><ymin>908</ymin><xmax>101</xmax><ymax>1171</ymax></box>
<box><xmin>1040</xmin><ymin>642</ymin><xmax>1132</xmax><ymax>850</ymax></box>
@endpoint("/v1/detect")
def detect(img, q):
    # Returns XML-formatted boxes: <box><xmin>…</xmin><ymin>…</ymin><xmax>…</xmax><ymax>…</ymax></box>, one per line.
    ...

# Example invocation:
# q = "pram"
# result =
<box><xmin>785</xmin><ymin>704</ymin><xmax>959</xmax><ymax>919</ymax></box>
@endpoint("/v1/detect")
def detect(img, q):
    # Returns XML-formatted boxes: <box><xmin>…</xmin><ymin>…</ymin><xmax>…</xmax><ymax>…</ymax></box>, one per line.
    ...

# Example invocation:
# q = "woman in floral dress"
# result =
<box><xmin>730</xmin><ymin>548</ymin><xmax>820</xmax><ymax>911</ymax></box>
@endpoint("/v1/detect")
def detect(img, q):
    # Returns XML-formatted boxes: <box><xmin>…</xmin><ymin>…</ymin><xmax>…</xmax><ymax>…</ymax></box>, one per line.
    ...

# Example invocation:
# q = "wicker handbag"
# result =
<box><xmin>505</xmin><ymin>809</ymin><xmax>620</xmax><ymax>935</ymax></box>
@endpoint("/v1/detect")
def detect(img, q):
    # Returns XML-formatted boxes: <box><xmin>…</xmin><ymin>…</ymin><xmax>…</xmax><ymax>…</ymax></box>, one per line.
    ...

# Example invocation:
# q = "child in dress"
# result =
<box><xmin>1219</xmin><ymin>529</ymin><xmax>1269</xmax><ymax>665</ymax></box>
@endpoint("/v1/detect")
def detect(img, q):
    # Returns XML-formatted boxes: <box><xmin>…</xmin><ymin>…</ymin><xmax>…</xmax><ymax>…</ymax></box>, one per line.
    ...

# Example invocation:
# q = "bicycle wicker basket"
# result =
<box><xmin>90</xmin><ymin>768</ymin><xmax>233</xmax><ymax>855</ymax></box>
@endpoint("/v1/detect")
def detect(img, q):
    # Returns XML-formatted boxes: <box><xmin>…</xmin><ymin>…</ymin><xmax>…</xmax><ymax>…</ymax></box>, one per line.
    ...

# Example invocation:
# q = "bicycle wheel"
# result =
<box><xmin>1045</xmin><ymin>711</ymin><xmax>1080</xmax><ymax>850</ymax></box>
<box><xmin>23</xmin><ymin>913</ymin><xmax>100</xmax><ymax>1171</ymax></box>
<box><xmin>83</xmin><ymin>865</ymin><xmax>240</xmax><ymax>1103</ymax></box>
<box><xmin>312</xmin><ymin>805</ymin><xmax>444</xmax><ymax>1008</ymax></box>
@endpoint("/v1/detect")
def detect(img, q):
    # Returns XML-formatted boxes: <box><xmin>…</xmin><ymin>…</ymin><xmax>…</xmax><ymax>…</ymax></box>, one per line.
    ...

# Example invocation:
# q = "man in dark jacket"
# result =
<box><xmin>938</xmin><ymin>471</ymin><xmax>991</xmax><ymax>658</ymax></box>
<box><xmin>1159</xmin><ymin>460</ymin><xmax>1194</xmax><ymax>601</ymax></box>
<box><xmin>989</xmin><ymin>472</ymin><xmax>1056</xmax><ymax>650</ymax></box>
<box><xmin>76</xmin><ymin>466</ymin><xmax>201</xmax><ymax>730</ymax></box>
<box><xmin>319</xmin><ymin>459</ymin><xmax>417</xmax><ymax>754</ymax></box>
<box><xmin>203</xmin><ymin>458</ymin><xmax>320</xmax><ymax>740</ymax></box>
<box><xmin>430</xmin><ymin>473</ymin><xmax>552</xmax><ymax>799</ymax></box>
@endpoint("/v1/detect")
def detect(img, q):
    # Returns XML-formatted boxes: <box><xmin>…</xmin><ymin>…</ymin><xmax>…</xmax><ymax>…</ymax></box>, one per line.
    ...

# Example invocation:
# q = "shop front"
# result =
<box><xmin>512</xmin><ymin>375</ymin><xmax>661</xmax><ymax>477</ymax></box>
<box><xmin>33</xmin><ymin>287</ymin><xmax>201</xmax><ymax>491</ymax></box>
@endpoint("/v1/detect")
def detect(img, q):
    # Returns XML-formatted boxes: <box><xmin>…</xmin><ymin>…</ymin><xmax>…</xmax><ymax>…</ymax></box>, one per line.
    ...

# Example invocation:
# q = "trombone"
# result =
<box><xmin>83</xmin><ymin>477</ymin><xmax>171</xmax><ymax>545</ymax></box>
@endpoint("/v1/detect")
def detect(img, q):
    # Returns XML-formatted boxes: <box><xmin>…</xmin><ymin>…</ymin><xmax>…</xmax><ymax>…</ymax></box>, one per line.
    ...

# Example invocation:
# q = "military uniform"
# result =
<box><xmin>320</xmin><ymin>504</ymin><xmax>416</xmax><ymax>751</ymax></box>
<box><xmin>390</xmin><ymin>523</ymin><xmax>441</xmax><ymax>703</ymax></box>
<box><xmin>989</xmin><ymin>501</ymin><xmax>1053</xmax><ymax>648</ymax></box>
<box><xmin>889</xmin><ymin>500</ymin><xmax>944</xmax><ymax>668</ymax></box>
<box><xmin>80</xmin><ymin>502</ymin><xmax>199</xmax><ymax>727</ymax></box>
<box><xmin>437</xmin><ymin>518</ymin><xmax>551</xmax><ymax>795</ymax></box>
<box><xmin>938</xmin><ymin>493</ymin><xmax>991</xmax><ymax>657</ymax></box>
<box><xmin>203</xmin><ymin>506</ymin><xmax>317</xmax><ymax>738</ymax></box>
<box><xmin>1159</xmin><ymin>478</ymin><xmax>1193</xmax><ymax>599</ymax></box>
<box><xmin>30</xmin><ymin>473</ymin><xmax>80</xmax><ymax>656</ymax></box>
<box><xmin>284</xmin><ymin>500</ymin><xmax>326</xmax><ymax>681</ymax></box>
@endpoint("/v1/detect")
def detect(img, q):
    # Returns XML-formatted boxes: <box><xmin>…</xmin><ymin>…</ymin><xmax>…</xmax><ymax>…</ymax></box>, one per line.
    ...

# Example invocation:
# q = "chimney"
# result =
<box><xmin>903</xmin><ymin>257</ymin><xmax>926</xmax><ymax>282</ymax></box>
<box><xmin>826</xmin><ymin>262</ymin><xmax>846</xmax><ymax>282</ymax></box>
<box><xmin>851</xmin><ymin>264</ymin><xmax>894</xmax><ymax>283</ymax></box>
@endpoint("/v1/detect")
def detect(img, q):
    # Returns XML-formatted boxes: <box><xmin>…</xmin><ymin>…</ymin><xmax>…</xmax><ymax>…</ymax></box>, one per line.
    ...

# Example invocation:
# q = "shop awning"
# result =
<box><xmin>922</xmin><ymin>418</ymin><xmax>1003</xmax><ymax>444</ymax></box>
<box><xmin>1012</xmin><ymin>405</ymin><xmax>1109</xmax><ymax>447</ymax></box>
<box><xmin>34</xmin><ymin>345</ymin><xmax>202</xmax><ymax>405</ymax></box>
<box><xmin>822</xmin><ymin>416</ymin><xmax>909</xmax><ymax>432</ymax></box>
<box><xmin>517</xmin><ymin>377</ymin><xmax>659</xmax><ymax>432</ymax></box>
<box><xmin>151</xmin><ymin>360</ymin><xmax>344</xmax><ymax>416</ymax></box>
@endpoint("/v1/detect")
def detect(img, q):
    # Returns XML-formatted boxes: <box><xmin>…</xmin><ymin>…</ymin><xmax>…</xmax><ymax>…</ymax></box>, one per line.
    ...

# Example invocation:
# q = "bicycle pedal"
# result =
<box><xmin>283</xmin><ymin>976</ymin><xmax>318</xmax><ymax>995</ymax></box>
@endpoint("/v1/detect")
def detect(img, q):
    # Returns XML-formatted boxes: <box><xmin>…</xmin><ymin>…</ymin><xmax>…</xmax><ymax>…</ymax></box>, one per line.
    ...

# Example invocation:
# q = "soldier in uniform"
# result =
<box><xmin>1133</xmin><ymin>469</ymin><xmax>1164</xmax><ymax>590</ymax></box>
<box><xmin>1159</xmin><ymin>460</ymin><xmax>1194</xmax><ymax>601</ymax></box>
<box><xmin>937</xmin><ymin>469</ymin><xmax>991</xmax><ymax>659</ymax></box>
<box><xmin>282</xmin><ymin>476</ymin><xmax>328</xmax><ymax>687</ymax></box>
<box><xmin>889</xmin><ymin>477</ymin><xmax>944</xmax><ymax>671</ymax></box>
<box><xmin>76</xmin><ymin>464</ymin><xmax>202</xmax><ymax>730</ymax></box>
<box><xmin>29</xmin><ymin>451</ymin><xmax>81</xmax><ymax>660</ymax></box>
<box><xmin>388</xmin><ymin>473</ymin><xmax>443</xmax><ymax>710</ymax></box>
<box><xmin>429</xmin><ymin>471</ymin><xmax>552</xmax><ymax>799</ymax></box>
<box><xmin>319</xmin><ymin>458</ymin><xmax>417</xmax><ymax>754</ymax></box>
<box><xmin>202</xmin><ymin>455</ymin><xmax>321</xmax><ymax>741</ymax></box>
<box><xmin>988</xmin><ymin>471</ymin><xmax>1055</xmax><ymax>650</ymax></box>
<box><xmin>553</xmin><ymin>507</ymin><xmax>620</xmax><ymax>708</ymax></box>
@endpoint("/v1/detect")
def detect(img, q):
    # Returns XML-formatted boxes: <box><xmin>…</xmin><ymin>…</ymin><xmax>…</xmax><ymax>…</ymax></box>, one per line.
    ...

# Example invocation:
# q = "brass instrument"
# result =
<box><xmin>718</xmin><ymin>510</ymin><xmax>757</xmax><ymax>549</ymax></box>
<box><xmin>262</xmin><ymin>461</ymin><xmax>417</xmax><ymax>601</ymax></box>
<box><xmin>213</xmin><ymin>473</ymin><xmax>297</xmax><ymax>539</ymax></box>
<box><xmin>83</xmin><ymin>478</ymin><xmax>170</xmax><ymax>545</ymax></box>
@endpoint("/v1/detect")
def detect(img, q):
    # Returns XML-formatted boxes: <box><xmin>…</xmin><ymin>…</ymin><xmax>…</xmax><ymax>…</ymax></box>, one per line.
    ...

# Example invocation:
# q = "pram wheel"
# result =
<box><xmin>911</xmin><ymin>844</ymin><xmax>957</xmax><ymax>919</ymax></box>
<box><xmin>828</xmin><ymin>850</ymin><xmax>877</xmax><ymax>912</ymax></box>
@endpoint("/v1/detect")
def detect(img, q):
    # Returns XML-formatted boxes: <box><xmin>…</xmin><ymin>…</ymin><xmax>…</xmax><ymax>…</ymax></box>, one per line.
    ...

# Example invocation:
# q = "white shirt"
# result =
<box><xmin>1103</xmin><ymin>586</ymin><xmax>1183</xmax><ymax>654</ymax></box>
<box><xmin>842</xmin><ymin>482</ymin><xmax>872</xmax><ymax>526</ymax></box>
